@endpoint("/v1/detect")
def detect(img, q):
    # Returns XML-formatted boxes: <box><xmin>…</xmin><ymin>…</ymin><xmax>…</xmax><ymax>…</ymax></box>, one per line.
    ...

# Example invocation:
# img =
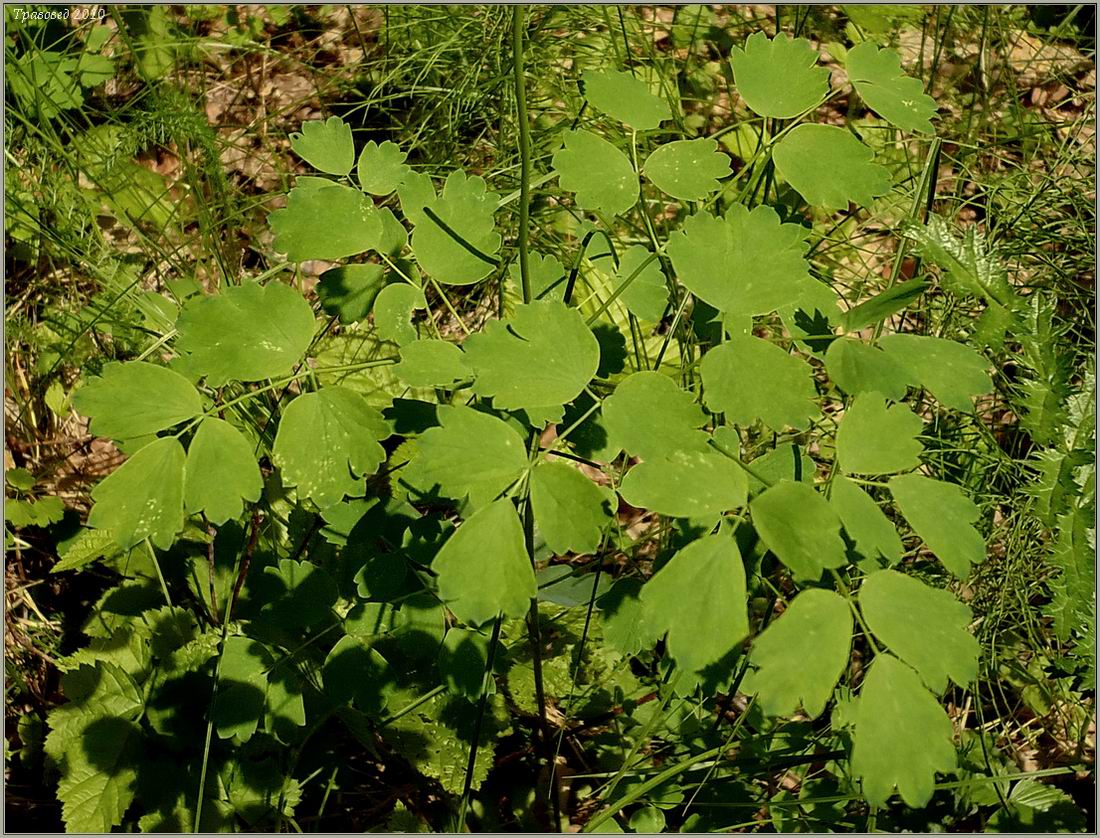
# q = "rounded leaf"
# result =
<box><xmin>773</xmin><ymin>124</ymin><xmax>891</xmax><ymax>210</ymax></box>
<box><xmin>730</xmin><ymin>32</ymin><xmax>829</xmax><ymax>118</ymax></box>
<box><xmin>581</xmin><ymin>69</ymin><xmax>671</xmax><ymax>130</ymax></box>
<box><xmin>290</xmin><ymin>116</ymin><xmax>354</xmax><ymax>176</ymax></box>
<box><xmin>642</xmin><ymin>138</ymin><xmax>730</xmax><ymax>201</ymax></box>
<box><xmin>73</xmin><ymin>361</ymin><xmax>201</xmax><ymax>440</ymax></box>
<box><xmin>552</xmin><ymin>130</ymin><xmax>638</xmax><ymax>217</ymax></box>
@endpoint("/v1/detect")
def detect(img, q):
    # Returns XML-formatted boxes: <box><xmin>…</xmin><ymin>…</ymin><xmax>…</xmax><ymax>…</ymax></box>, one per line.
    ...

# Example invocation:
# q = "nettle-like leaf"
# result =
<box><xmin>730</xmin><ymin>32</ymin><xmax>829</xmax><ymax>118</ymax></box>
<box><xmin>174</xmin><ymin>282</ymin><xmax>316</xmax><ymax>387</ymax></box>
<box><xmin>846</xmin><ymin>41</ymin><xmax>938</xmax><ymax>133</ymax></box>
<box><xmin>529</xmin><ymin>460</ymin><xmax>612</xmax><ymax>555</ymax></box>
<box><xmin>552</xmin><ymin>130</ymin><xmax>638</xmax><ymax>217</ymax></box>
<box><xmin>374</xmin><ymin>283</ymin><xmax>427</xmax><ymax>346</ymax></box>
<box><xmin>402</xmin><ymin>405</ymin><xmax>527</xmax><ymax>508</ymax></box>
<box><xmin>433</xmin><ymin>498</ymin><xmax>536</xmax><ymax>626</ymax></box>
<box><xmin>614</xmin><ymin>245</ymin><xmax>668</xmax><ymax>321</ymax></box>
<box><xmin>640</xmin><ymin>534</ymin><xmax>748</xmax><ymax>674</ymax></box>
<box><xmin>619</xmin><ymin>447</ymin><xmax>748</xmax><ymax>519</ymax></box>
<box><xmin>773</xmin><ymin>125</ymin><xmax>892</xmax><ymax>210</ymax></box>
<box><xmin>860</xmin><ymin>570</ymin><xmax>979</xmax><ymax>693</ymax></box>
<box><xmin>836</xmin><ymin>393</ymin><xmax>924</xmax><ymax>475</ymax></box>
<box><xmin>701</xmin><ymin>335</ymin><xmax>819</xmax><ymax>432</ymax></box>
<box><xmin>852</xmin><ymin>654</ymin><xmax>957</xmax><ymax>808</ymax></box>
<box><xmin>889</xmin><ymin>473</ymin><xmax>985</xmax><ymax>577</ymax></box>
<box><xmin>878</xmin><ymin>333</ymin><xmax>992</xmax><ymax>411</ymax></box>
<box><xmin>580</xmin><ymin>68</ymin><xmax>672</xmax><ymax>130</ymax></box>
<box><xmin>269</xmin><ymin>183</ymin><xmax>382</xmax><ymax>262</ymax></box>
<box><xmin>747</xmin><ymin>588</ymin><xmax>852</xmax><ymax>718</ymax></box>
<box><xmin>317</xmin><ymin>264</ymin><xmax>387</xmax><ymax>324</ymax></box>
<box><xmin>751</xmin><ymin>480</ymin><xmax>848</xmax><ymax>580</ymax></box>
<box><xmin>825</xmin><ymin>337</ymin><xmax>911</xmax><ymax>401</ymax></box>
<box><xmin>394</xmin><ymin>339</ymin><xmax>471</xmax><ymax>388</ymax></box>
<box><xmin>272</xmin><ymin>387</ymin><xmax>388</xmax><ymax>508</ymax></box>
<box><xmin>463</xmin><ymin>300</ymin><xmax>600</xmax><ymax>412</ymax></box>
<box><xmin>603</xmin><ymin>371</ymin><xmax>707</xmax><ymax>459</ymax></box>
<box><xmin>667</xmin><ymin>205</ymin><xmax>817</xmax><ymax>316</ymax></box>
<box><xmin>408</xmin><ymin>170</ymin><xmax>501</xmax><ymax>285</ymax></box>
<box><xmin>830</xmin><ymin>475</ymin><xmax>903</xmax><ymax>563</ymax></box>
<box><xmin>356</xmin><ymin>140</ymin><xmax>411</xmax><ymax>195</ymax></box>
<box><xmin>289</xmin><ymin>116</ymin><xmax>354</xmax><ymax>176</ymax></box>
<box><xmin>183</xmin><ymin>418</ymin><xmax>262</xmax><ymax>525</ymax></box>
<box><xmin>87</xmin><ymin>436</ymin><xmax>185</xmax><ymax>550</ymax></box>
<box><xmin>73</xmin><ymin>361</ymin><xmax>201</xmax><ymax>440</ymax></box>
<box><xmin>642</xmin><ymin>138</ymin><xmax>730</xmax><ymax>201</ymax></box>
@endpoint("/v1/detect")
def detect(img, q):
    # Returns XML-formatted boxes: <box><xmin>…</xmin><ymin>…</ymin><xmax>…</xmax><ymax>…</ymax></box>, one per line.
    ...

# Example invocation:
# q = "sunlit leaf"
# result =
<box><xmin>184</xmin><ymin>418</ymin><xmax>262</xmax><ymax>525</ymax></box>
<box><xmin>269</xmin><ymin>183</ymin><xmax>383</xmax><ymax>262</ymax></box>
<box><xmin>581</xmin><ymin>69</ymin><xmax>672</xmax><ymax>130</ymax></box>
<box><xmin>836</xmin><ymin>393</ymin><xmax>924</xmax><ymax>475</ymax></box>
<box><xmin>357</xmin><ymin>140</ymin><xmax>411</xmax><ymax>195</ymax></box>
<box><xmin>846</xmin><ymin>42</ymin><xmax>938</xmax><ymax>133</ymax></box>
<box><xmin>530</xmin><ymin>460</ymin><xmax>612</xmax><ymax>554</ymax></box>
<box><xmin>889</xmin><ymin>474</ymin><xmax>985</xmax><ymax>577</ymax></box>
<box><xmin>290</xmin><ymin>116</ymin><xmax>354</xmax><ymax>176</ymax></box>
<box><xmin>643</xmin><ymin>138</ymin><xmax>730</xmax><ymax>201</ymax></box>
<box><xmin>750</xmin><ymin>480</ymin><xmax>847</xmax><ymax>580</ymax></box>
<box><xmin>87</xmin><ymin>437</ymin><xmax>185</xmax><ymax>550</ymax></box>
<box><xmin>73</xmin><ymin>361</ymin><xmax>201</xmax><ymax>440</ymax></box>
<box><xmin>552</xmin><ymin>130</ymin><xmax>638</xmax><ymax>217</ymax></box>
<box><xmin>773</xmin><ymin>125</ymin><xmax>891</xmax><ymax>210</ymax></box>
<box><xmin>730</xmin><ymin>32</ymin><xmax>829</xmax><ymax>118</ymax></box>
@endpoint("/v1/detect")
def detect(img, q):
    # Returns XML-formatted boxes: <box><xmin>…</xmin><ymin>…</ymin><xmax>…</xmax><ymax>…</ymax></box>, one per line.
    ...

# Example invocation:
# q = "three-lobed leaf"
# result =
<box><xmin>825</xmin><ymin>337</ymin><xmax>911</xmax><ymax>401</ymax></box>
<box><xmin>619</xmin><ymin>447</ymin><xmax>748</xmax><ymax>519</ymax></box>
<box><xmin>846</xmin><ymin>41</ymin><xmax>938</xmax><ymax>133</ymax></box>
<box><xmin>317</xmin><ymin>264</ymin><xmax>387</xmax><ymax>324</ymax></box>
<box><xmin>269</xmin><ymin>183</ymin><xmax>383</xmax><ymax>262</ymax></box>
<box><xmin>290</xmin><ymin>116</ymin><xmax>354</xmax><ymax>176</ymax></box>
<box><xmin>357</xmin><ymin>140</ymin><xmax>411</xmax><ymax>195</ymax></box>
<box><xmin>603</xmin><ymin>371</ymin><xmax>707</xmax><ymax>459</ymax></box>
<box><xmin>408</xmin><ymin>170</ymin><xmax>501</xmax><ymax>285</ymax></box>
<box><xmin>878</xmin><ymin>333</ymin><xmax>992</xmax><ymax>411</ymax></box>
<box><xmin>530</xmin><ymin>460</ymin><xmax>612</xmax><ymax>555</ymax></box>
<box><xmin>183</xmin><ymin>418</ymin><xmax>262</xmax><ymax>525</ymax></box>
<box><xmin>394</xmin><ymin>339</ymin><xmax>471</xmax><ymax>388</ymax></box>
<box><xmin>750</xmin><ymin>480</ymin><xmax>848</xmax><ymax>580</ymax></box>
<box><xmin>830</xmin><ymin>475</ymin><xmax>903</xmax><ymax>563</ymax></box>
<box><xmin>730</xmin><ymin>32</ymin><xmax>829</xmax><ymax>118</ymax></box>
<box><xmin>836</xmin><ymin>392</ymin><xmax>924</xmax><ymax>475</ymax></box>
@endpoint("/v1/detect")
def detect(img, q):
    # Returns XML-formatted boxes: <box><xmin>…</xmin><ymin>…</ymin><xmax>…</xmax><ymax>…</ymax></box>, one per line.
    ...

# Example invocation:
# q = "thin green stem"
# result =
<box><xmin>513</xmin><ymin>5</ymin><xmax>532</xmax><ymax>305</ymax></box>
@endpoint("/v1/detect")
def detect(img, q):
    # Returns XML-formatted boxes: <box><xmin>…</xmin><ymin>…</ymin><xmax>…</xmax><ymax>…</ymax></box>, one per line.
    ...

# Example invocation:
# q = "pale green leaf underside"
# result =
<box><xmin>889</xmin><ymin>473</ymin><xmax>985</xmax><ymax>577</ymax></box>
<box><xmin>73</xmin><ymin>361</ymin><xmax>201</xmax><ymax>440</ymax></box>
<box><xmin>773</xmin><ymin>124</ymin><xmax>892</xmax><ymax>210</ymax></box>
<box><xmin>643</xmin><ymin>138</ymin><xmax>730</xmax><ymax>201</ymax></box>
<box><xmin>269</xmin><ymin>183</ymin><xmax>382</xmax><ymax>262</ymax></box>
<box><xmin>859</xmin><ymin>569</ymin><xmax>979</xmax><ymax>693</ymax></box>
<box><xmin>878</xmin><ymin>333</ymin><xmax>992</xmax><ymax>411</ymax></box>
<box><xmin>619</xmin><ymin>447</ymin><xmax>747</xmax><ymax>519</ymax></box>
<box><xmin>730</xmin><ymin>32</ymin><xmax>830</xmax><ymax>118</ymax></box>
<box><xmin>409</xmin><ymin>170</ymin><xmax>501</xmax><ymax>285</ymax></box>
<box><xmin>751</xmin><ymin>480</ymin><xmax>848</xmax><ymax>580</ymax></box>
<box><xmin>837</xmin><ymin>392</ymin><xmax>924</xmax><ymax>475</ymax></box>
<box><xmin>88</xmin><ymin>436</ymin><xmax>185</xmax><ymax>550</ymax></box>
<box><xmin>603</xmin><ymin>371</ymin><xmax>707</xmax><ymax>460</ymax></box>
<box><xmin>433</xmin><ymin>499</ymin><xmax>536</xmax><ymax>626</ymax></box>
<box><xmin>552</xmin><ymin>130</ymin><xmax>638</xmax><ymax>217</ymax></box>
<box><xmin>530</xmin><ymin>460</ymin><xmax>611</xmax><ymax>555</ymax></box>
<box><xmin>581</xmin><ymin>69</ymin><xmax>672</xmax><ymax>130</ymax></box>
<box><xmin>290</xmin><ymin>116</ymin><xmax>354</xmax><ymax>176</ymax></box>
<box><xmin>641</xmin><ymin>534</ymin><xmax>748</xmax><ymax>674</ymax></box>
<box><xmin>830</xmin><ymin>475</ymin><xmax>903</xmax><ymax>563</ymax></box>
<box><xmin>395</xmin><ymin>339</ymin><xmax>471</xmax><ymax>388</ymax></box>
<box><xmin>357</xmin><ymin>140</ymin><xmax>411</xmax><ymax>195</ymax></box>
<box><xmin>825</xmin><ymin>337</ymin><xmax>911</xmax><ymax>401</ymax></box>
<box><xmin>183</xmin><ymin>418</ymin><xmax>262</xmax><ymax>525</ymax></box>
<box><xmin>846</xmin><ymin>41</ymin><xmax>938</xmax><ymax>133</ymax></box>
<box><xmin>748</xmin><ymin>588</ymin><xmax>852</xmax><ymax>718</ymax></box>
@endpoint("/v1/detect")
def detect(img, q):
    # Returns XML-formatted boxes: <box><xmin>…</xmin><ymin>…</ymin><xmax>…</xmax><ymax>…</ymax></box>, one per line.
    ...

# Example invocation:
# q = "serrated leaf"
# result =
<box><xmin>614</xmin><ymin>245</ymin><xmax>668</xmax><ymax>321</ymax></box>
<box><xmin>552</xmin><ymin>130</ymin><xmax>638</xmax><ymax>217</ymax></box>
<box><xmin>846</xmin><ymin>41</ymin><xmax>938</xmax><ymax>133</ymax></box>
<box><xmin>184</xmin><ymin>418</ymin><xmax>262</xmax><ymax>525</ymax></box>
<box><xmin>581</xmin><ymin>69</ymin><xmax>671</xmax><ymax>130</ymax></box>
<box><xmin>73</xmin><ymin>361</ymin><xmax>201</xmax><ymax>440</ymax></box>
<box><xmin>902</xmin><ymin>217</ymin><xmax>1017</xmax><ymax>309</ymax></box>
<box><xmin>619</xmin><ymin>448</ymin><xmax>747</xmax><ymax>518</ymax></box>
<box><xmin>750</xmin><ymin>480</ymin><xmax>848</xmax><ymax>580</ymax></box>
<box><xmin>667</xmin><ymin>205</ymin><xmax>816</xmax><ymax>316</ymax></box>
<box><xmin>878</xmin><ymin>333</ymin><xmax>992</xmax><ymax>411</ymax></box>
<box><xmin>889</xmin><ymin>473</ymin><xmax>985</xmax><ymax>577</ymax></box>
<box><xmin>373</xmin><ymin>283</ymin><xmax>427</xmax><ymax>346</ymax></box>
<box><xmin>52</xmin><ymin>528</ymin><xmax>123</xmax><ymax>573</ymax></box>
<box><xmin>730</xmin><ymin>32</ymin><xmax>829</xmax><ymax>118</ymax></box>
<box><xmin>773</xmin><ymin>125</ymin><xmax>891</xmax><ymax>210</ymax></box>
<box><xmin>395</xmin><ymin>339</ymin><xmax>471</xmax><ymax>388</ymax></box>
<box><xmin>175</xmin><ymin>282</ymin><xmax>316</xmax><ymax>387</ymax></box>
<box><xmin>356</xmin><ymin>140</ymin><xmax>411</xmax><ymax>195</ymax></box>
<box><xmin>289</xmin><ymin>116</ymin><xmax>354</xmax><ymax>176</ymax></box>
<box><xmin>401</xmin><ymin>405</ymin><xmax>527</xmax><ymax>508</ymax></box>
<box><xmin>748</xmin><ymin>589</ymin><xmax>852</xmax><ymax>718</ymax></box>
<box><xmin>530</xmin><ymin>460</ymin><xmax>612</xmax><ymax>555</ymax></box>
<box><xmin>87</xmin><ymin>437</ymin><xmax>185</xmax><ymax>550</ymax></box>
<box><xmin>463</xmin><ymin>300</ymin><xmax>600</xmax><ymax>412</ymax></box>
<box><xmin>701</xmin><ymin>335</ymin><xmax>819</xmax><ymax>432</ymax></box>
<box><xmin>860</xmin><ymin>570</ymin><xmax>979</xmax><ymax>693</ymax></box>
<box><xmin>603</xmin><ymin>371</ymin><xmax>707</xmax><ymax>459</ymax></box>
<box><xmin>825</xmin><ymin>337</ymin><xmax>911</xmax><ymax>400</ymax></box>
<box><xmin>643</xmin><ymin>138</ymin><xmax>730</xmax><ymax>201</ymax></box>
<box><xmin>433</xmin><ymin>499</ymin><xmax>536</xmax><ymax>626</ymax></box>
<box><xmin>641</xmin><ymin>534</ymin><xmax>747</xmax><ymax>674</ymax></box>
<box><xmin>830</xmin><ymin>476</ymin><xmax>903</xmax><ymax>563</ymax></box>
<box><xmin>272</xmin><ymin>387</ymin><xmax>388</xmax><ymax>508</ymax></box>
<box><xmin>837</xmin><ymin>393</ymin><xmax>923</xmax><ymax>475</ymax></box>
<box><xmin>269</xmin><ymin>183</ymin><xmax>383</xmax><ymax>262</ymax></box>
<box><xmin>317</xmin><ymin>264</ymin><xmax>387</xmax><ymax>324</ymax></box>
<box><xmin>409</xmin><ymin>170</ymin><xmax>501</xmax><ymax>285</ymax></box>
<box><xmin>840</xmin><ymin>278</ymin><xmax>930</xmax><ymax>332</ymax></box>
<box><xmin>852</xmin><ymin>654</ymin><xmax>957</xmax><ymax>808</ymax></box>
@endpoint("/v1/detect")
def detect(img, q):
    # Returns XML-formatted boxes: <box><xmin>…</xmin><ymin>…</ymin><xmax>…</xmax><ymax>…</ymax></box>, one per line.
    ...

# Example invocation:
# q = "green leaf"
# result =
<box><xmin>640</xmin><ymin>534</ymin><xmax>748</xmax><ymax>673</ymax></box>
<box><xmin>603</xmin><ymin>371</ymin><xmax>707</xmax><ymax>459</ymax></box>
<box><xmin>889</xmin><ymin>473</ymin><xmax>985</xmax><ymax>577</ymax></box>
<box><xmin>701</xmin><ymin>335</ymin><xmax>819</xmax><ymax>432</ymax></box>
<box><xmin>552</xmin><ymin>130</ymin><xmax>638</xmax><ymax>217</ymax></box>
<box><xmin>324</xmin><ymin>635</ymin><xmax>393</xmax><ymax>712</ymax></box>
<box><xmin>373</xmin><ymin>283</ymin><xmax>427</xmax><ymax>346</ymax></box>
<box><xmin>356</xmin><ymin>140</ymin><xmax>411</xmax><ymax>195</ymax></box>
<box><xmin>289</xmin><ymin>116</ymin><xmax>354</xmax><ymax>176</ymax></box>
<box><xmin>729</xmin><ymin>32</ymin><xmax>829</xmax><ymax>118</ymax></box>
<box><xmin>269</xmin><ymin>183</ymin><xmax>383</xmax><ymax>262</ymax></box>
<box><xmin>439</xmin><ymin>628</ymin><xmax>492</xmax><ymax>699</ymax></box>
<box><xmin>619</xmin><ymin>448</ymin><xmax>747</xmax><ymax>518</ymax></box>
<box><xmin>824</xmin><ymin>337</ymin><xmax>911</xmax><ymax>401</ymax></box>
<box><xmin>395</xmin><ymin>339</ymin><xmax>471</xmax><ymax>388</ymax></box>
<box><xmin>614</xmin><ymin>245</ymin><xmax>668</xmax><ymax>321</ymax></box>
<box><xmin>272</xmin><ymin>387</ymin><xmax>388</xmax><ymax>508</ymax></box>
<box><xmin>317</xmin><ymin>264</ymin><xmax>387</xmax><ymax>324</ymax></box>
<box><xmin>878</xmin><ymin>333</ymin><xmax>992</xmax><ymax>411</ymax></box>
<box><xmin>860</xmin><ymin>570</ymin><xmax>979</xmax><ymax>693</ymax></box>
<box><xmin>902</xmin><ymin>217</ymin><xmax>1016</xmax><ymax>308</ymax></box>
<box><xmin>846</xmin><ymin>42</ymin><xmax>938</xmax><ymax>133</ymax></box>
<box><xmin>580</xmin><ymin>69</ymin><xmax>671</xmax><ymax>130</ymax></box>
<box><xmin>598</xmin><ymin>578</ymin><xmax>653</xmax><ymax>655</ymax></box>
<box><xmin>747</xmin><ymin>589</ymin><xmax>852</xmax><ymax>718</ymax></box>
<box><xmin>508</xmin><ymin>251</ymin><xmax>567</xmax><ymax>302</ymax></box>
<box><xmin>6</xmin><ymin>467</ymin><xmax>35</xmax><ymax>491</ymax></box>
<box><xmin>73</xmin><ymin>361</ymin><xmax>201</xmax><ymax>440</ymax></box>
<box><xmin>183</xmin><ymin>418</ymin><xmax>262</xmax><ymax>525</ymax></box>
<box><xmin>52</xmin><ymin>528</ymin><xmax>124</xmax><ymax>574</ymax></box>
<box><xmin>745</xmin><ymin>442</ymin><xmax>816</xmax><ymax>495</ymax></box>
<box><xmin>852</xmin><ymin>654</ymin><xmax>957</xmax><ymax>808</ymax></box>
<box><xmin>773</xmin><ymin>125</ymin><xmax>891</xmax><ymax>210</ymax></box>
<box><xmin>463</xmin><ymin>300</ymin><xmax>600</xmax><ymax>412</ymax></box>
<box><xmin>830</xmin><ymin>476</ymin><xmax>903</xmax><ymax>563</ymax></box>
<box><xmin>750</xmin><ymin>480</ymin><xmax>847</xmax><ymax>580</ymax></box>
<box><xmin>409</xmin><ymin>170</ymin><xmax>501</xmax><ymax>285</ymax></box>
<box><xmin>643</xmin><ymin>138</ymin><xmax>730</xmax><ymax>201</ymax></box>
<box><xmin>174</xmin><ymin>282</ymin><xmax>316</xmax><ymax>387</ymax></box>
<box><xmin>433</xmin><ymin>499</ymin><xmax>536</xmax><ymax>626</ymax></box>
<box><xmin>837</xmin><ymin>393</ymin><xmax>923</xmax><ymax>475</ymax></box>
<box><xmin>214</xmin><ymin>635</ymin><xmax>272</xmax><ymax>741</ymax></box>
<box><xmin>87</xmin><ymin>437</ymin><xmax>185</xmax><ymax>550</ymax></box>
<box><xmin>840</xmin><ymin>278</ymin><xmax>930</xmax><ymax>332</ymax></box>
<box><xmin>401</xmin><ymin>405</ymin><xmax>527</xmax><ymax>508</ymax></box>
<box><xmin>530</xmin><ymin>460</ymin><xmax>612</xmax><ymax>555</ymax></box>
